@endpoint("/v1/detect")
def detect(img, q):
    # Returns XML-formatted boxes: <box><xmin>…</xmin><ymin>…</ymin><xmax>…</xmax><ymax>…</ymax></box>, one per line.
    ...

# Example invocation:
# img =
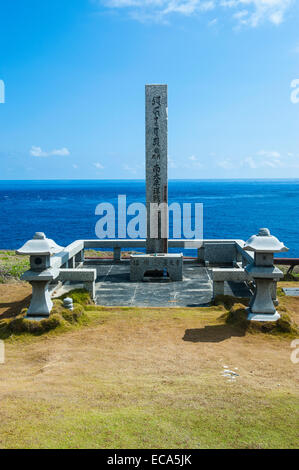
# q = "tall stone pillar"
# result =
<box><xmin>145</xmin><ymin>84</ymin><xmax>168</xmax><ymax>254</ymax></box>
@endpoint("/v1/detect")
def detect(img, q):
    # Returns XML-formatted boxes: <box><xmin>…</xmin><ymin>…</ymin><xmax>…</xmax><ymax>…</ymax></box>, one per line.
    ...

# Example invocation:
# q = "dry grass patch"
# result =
<box><xmin>0</xmin><ymin>283</ymin><xmax>298</xmax><ymax>448</ymax></box>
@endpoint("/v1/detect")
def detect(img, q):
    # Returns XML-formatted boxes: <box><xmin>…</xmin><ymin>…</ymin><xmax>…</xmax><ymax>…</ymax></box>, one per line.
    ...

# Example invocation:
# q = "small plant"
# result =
<box><xmin>59</xmin><ymin>289</ymin><xmax>93</xmax><ymax>306</ymax></box>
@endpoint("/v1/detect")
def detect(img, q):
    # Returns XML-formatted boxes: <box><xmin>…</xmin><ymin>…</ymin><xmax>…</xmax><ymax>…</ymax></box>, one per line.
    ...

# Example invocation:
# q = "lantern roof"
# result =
<box><xmin>244</xmin><ymin>228</ymin><xmax>288</xmax><ymax>253</ymax></box>
<box><xmin>16</xmin><ymin>232</ymin><xmax>64</xmax><ymax>256</ymax></box>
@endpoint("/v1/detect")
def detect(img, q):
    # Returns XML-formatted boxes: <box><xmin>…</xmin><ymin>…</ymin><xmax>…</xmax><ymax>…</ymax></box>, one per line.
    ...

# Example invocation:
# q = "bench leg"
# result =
<box><xmin>197</xmin><ymin>247</ymin><xmax>204</xmax><ymax>263</ymax></box>
<box><xmin>114</xmin><ymin>247</ymin><xmax>121</xmax><ymax>262</ymax></box>
<box><xmin>75</xmin><ymin>250</ymin><xmax>84</xmax><ymax>266</ymax></box>
<box><xmin>84</xmin><ymin>281</ymin><xmax>95</xmax><ymax>302</ymax></box>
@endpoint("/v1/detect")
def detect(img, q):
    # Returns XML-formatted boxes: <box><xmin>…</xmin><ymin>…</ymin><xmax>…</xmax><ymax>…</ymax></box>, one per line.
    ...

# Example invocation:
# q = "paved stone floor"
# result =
<box><xmin>81</xmin><ymin>261</ymin><xmax>251</xmax><ymax>308</ymax></box>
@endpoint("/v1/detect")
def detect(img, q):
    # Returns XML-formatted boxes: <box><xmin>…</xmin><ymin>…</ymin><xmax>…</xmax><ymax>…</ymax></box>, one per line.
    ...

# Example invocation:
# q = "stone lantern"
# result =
<box><xmin>16</xmin><ymin>233</ymin><xmax>63</xmax><ymax>319</ymax></box>
<box><xmin>244</xmin><ymin>228</ymin><xmax>288</xmax><ymax>322</ymax></box>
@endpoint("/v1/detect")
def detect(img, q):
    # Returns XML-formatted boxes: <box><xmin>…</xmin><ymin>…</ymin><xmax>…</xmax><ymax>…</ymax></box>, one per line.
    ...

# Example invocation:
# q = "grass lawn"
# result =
<box><xmin>0</xmin><ymin>250</ymin><xmax>29</xmax><ymax>283</ymax></box>
<box><xmin>0</xmin><ymin>281</ymin><xmax>298</xmax><ymax>449</ymax></box>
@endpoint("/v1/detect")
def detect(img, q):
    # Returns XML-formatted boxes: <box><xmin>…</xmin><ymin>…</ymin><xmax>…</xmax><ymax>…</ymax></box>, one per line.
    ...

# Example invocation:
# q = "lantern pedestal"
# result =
<box><xmin>22</xmin><ymin>268</ymin><xmax>59</xmax><ymax>319</ymax></box>
<box><xmin>27</xmin><ymin>280</ymin><xmax>53</xmax><ymax>318</ymax></box>
<box><xmin>245</xmin><ymin>266</ymin><xmax>283</xmax><ymax>321</ymax></box>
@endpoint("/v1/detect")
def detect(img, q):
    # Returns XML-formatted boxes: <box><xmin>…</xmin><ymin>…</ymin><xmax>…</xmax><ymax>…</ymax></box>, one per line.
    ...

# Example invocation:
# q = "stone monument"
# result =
<box><xmin>130</xmin><ymin>84</ymin><xmax>183</xmax><ymax>281</ymax></box>
<box><xmin>146</xmin><ymin>84</ymin><xmax>168</xmax><ymax>254</ymax></box>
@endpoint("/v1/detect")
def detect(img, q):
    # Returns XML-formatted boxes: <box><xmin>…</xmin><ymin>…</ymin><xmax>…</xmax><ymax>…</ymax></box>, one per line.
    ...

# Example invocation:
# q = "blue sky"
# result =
<box><xmin>0</xmin><ymin>0</ymin><xmax>299</xmax><ymax>179</ymax></box>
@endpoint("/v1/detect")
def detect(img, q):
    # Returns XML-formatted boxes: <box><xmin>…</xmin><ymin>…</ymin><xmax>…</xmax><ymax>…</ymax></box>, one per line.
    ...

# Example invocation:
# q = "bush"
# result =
<box><xmin>61</xmin><ymin>304</ymin><xmax>85</xmax><ymax>323</ymax></box>
<box><xmin>0</xmin><ymin>299</ymin><xmax>90</xmax><ymax>338</ymax></box>
<box><xmin>59</xmin><ymin>289</ymin><xmax>92</xmax><ymax>306</ymax></box>
<box><xmin>214</xmin><ymin>295</ymin><xmax>249</xmax><ymax>310</ymax></box>
<box><xmin>223</xmin><ymin>303</ymin><xmax>249</xmax><ymax>329</ymax></box>
<box><xmin>222</xmin><ymin>303</ymin><xmax>298</xmax><ymax>337</ymax></box>
<box><xmin>0</xmin><ymin>313</ymin><xmax>64</xmax><ymax>337</ymax></box>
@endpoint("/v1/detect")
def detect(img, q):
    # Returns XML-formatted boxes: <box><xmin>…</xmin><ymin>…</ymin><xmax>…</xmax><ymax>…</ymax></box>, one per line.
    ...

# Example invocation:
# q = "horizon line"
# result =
<box><xmin>1</xmin><ymin>177</ymin><xmax>299</xmax><ymax>182</ymax></box>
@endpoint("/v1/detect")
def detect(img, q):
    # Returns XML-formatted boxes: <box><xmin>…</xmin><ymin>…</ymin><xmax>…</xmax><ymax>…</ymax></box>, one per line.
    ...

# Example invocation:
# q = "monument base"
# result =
<box><xmin>130</xmin><ymin>254</ymin><xmax>183</xmax><ymax>282</ymax></box>
<box><xmin>25</xmin><ymin>315</ymin><xmax>50</xmax><ymax>321</ymax></box>
<box><xmin>246</xmin><ymin>308</ymin><xmax>281</xmax><ymax>322</ymax></box>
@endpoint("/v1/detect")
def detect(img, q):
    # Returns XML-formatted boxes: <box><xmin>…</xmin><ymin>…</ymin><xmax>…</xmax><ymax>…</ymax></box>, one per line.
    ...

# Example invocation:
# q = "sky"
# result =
<box><xmin>0</xmin><ymin>0</ymin><xmax>299</xmax><ymax>180</ymax></box>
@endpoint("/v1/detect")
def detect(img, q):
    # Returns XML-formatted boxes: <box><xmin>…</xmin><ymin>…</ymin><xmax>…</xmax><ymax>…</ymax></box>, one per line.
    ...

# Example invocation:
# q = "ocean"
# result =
<box><xmin>0</xmin><ymin>179</ymin><xmax>298</xmax><ymax>257</ymax></box>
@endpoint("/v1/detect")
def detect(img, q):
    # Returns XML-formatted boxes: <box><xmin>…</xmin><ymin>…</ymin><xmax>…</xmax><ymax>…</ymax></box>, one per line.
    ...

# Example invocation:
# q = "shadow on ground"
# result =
<box><xmin>0</xmin><ymin>295</ymin><xmax>31</xmax><ymax>319</ymax></box>
<box><xmin>183</xmin><ymin>324</ymin><xmax>246</xmax><ymax>343</ymax></box>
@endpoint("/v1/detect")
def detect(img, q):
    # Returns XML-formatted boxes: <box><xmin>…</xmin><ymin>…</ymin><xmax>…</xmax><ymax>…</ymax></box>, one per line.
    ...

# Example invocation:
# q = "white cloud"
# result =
<box><xmin>188</xmin><ymin>155</ymin><xmax>203</xmax><ymax>167</ymax></box>
<box><xmin>242</xmin><ymin>150</ymin><xmax>299</xmax><ymax>169</ymax></box>
<box><xmin>100</xmin><ymin>0</ymin><xmax>296</xmax><ymax>26</ymax></box>
<box><xmin>30</xmin><ymin>146</ymin><xmax>70</xmax><ymax>157</ymax></box>
<box><xmin>217</xmin><ymin>158</ymin><xmax>235</xmax><ymax>169</ymax></box>
<box><xmin>243</xmin><ymin>156</ymin><xmax>258</xmax><ymax>168</ymax></box>
<box><xmin>208</xmin><ymin>17</ymin><xmax>218</xmax><ymax>25</ymax></box>
<box><xmin>123</xmin><ymin>163</ymin><xmax>138</xmax><ymax>173</ymax></box>
<box><xmin>221</xmin><ymin>0</ymin><xmax>294</xmax><ymax>26</ymax></box>
<box><xmin>52</xmin><ymin>148</ymin><xmax>70</xmax><ymax>156</ymax></box>
<box><xmin>233</xmin><ymin>9</ymin><xmax>248</xmax><ymax>20</ymax></box>
<box><xmin>257</xmin><ymin>149</ymin><xmax>281</xmax><ymax>158</ymax></box>
<box><xmin>94</xmin><ymin>162</ymin><xmax>105</xmax><ymax>169</ymax></box>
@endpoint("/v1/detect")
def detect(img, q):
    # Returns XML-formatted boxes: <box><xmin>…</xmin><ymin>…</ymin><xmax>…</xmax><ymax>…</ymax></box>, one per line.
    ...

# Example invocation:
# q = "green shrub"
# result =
<box><xmin>0</xmin><ymin>299</ymin><xmax>90</xmax><ymax>338</ymax></box>
<box><xmin>277</xmin><ymin>287</ymin><xmax>285</xmax><ymax>297</ymax></box>
<box><xmin>277</xmin><ymin>314</ymin><xmax>298</xmax><ymax>334</ymax></box>
<box><xmin>222</xmin><ymin>303</ymin><xmax>298</xmax><ymax>337</ymax></box>
<box><xmin>214</xmin><ymin>295</ymin><xmax>249</xmax><ymax>310</ymax></box>
<box><xmin>222</xmin><ymin>303</ymin><xmax>249</xmax><ymax>329</ymax></box>
<box><xmin>59</xmin><ymin>289</ymin><xmax>92</xmax><ymax>306</ymax></box>
<box><xmin>61</xmin><ymin>304</ymin><xmax>85</xmax><ymax>323</ymax></box>
<box><xmin>7</xmin><ymin>313</ymin><xmax>64</xmax><ymax>335</ymax></box>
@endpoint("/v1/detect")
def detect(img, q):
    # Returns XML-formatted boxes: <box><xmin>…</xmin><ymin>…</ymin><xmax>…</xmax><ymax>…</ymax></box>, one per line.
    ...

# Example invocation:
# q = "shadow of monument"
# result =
<box><xmin>183</xmin><ymin>324</ymin><xmax>246</xmax><ymax>343</ymax></box>
<box><xmin>185</xmin><ymin>302</ymin><xmax>212</xmax><ymax>308</ymax></box>
<box><xmin>0</xmin><ymin>295</ymin><xmax>31</xmax><ymax>319</ymax></box>
<box><xmin>227</xmin><ymin>281</ymin><xmax>251</xmax><ymax>298</ymax></box>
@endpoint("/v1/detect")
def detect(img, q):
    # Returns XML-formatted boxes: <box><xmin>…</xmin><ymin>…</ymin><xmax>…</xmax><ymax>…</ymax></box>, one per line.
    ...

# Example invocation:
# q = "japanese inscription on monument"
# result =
<box><xmin>145</xmin><ymin>84</ymin><xmax>168</xmax><ymax>253</ymax></box>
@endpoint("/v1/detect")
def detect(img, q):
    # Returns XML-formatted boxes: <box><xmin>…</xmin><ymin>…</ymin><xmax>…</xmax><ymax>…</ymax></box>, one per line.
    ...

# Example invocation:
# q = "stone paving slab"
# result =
<box><xmin>83</xmin><ymin>261</ymin><xmax>252</xmax><ymax>308</ymax></box>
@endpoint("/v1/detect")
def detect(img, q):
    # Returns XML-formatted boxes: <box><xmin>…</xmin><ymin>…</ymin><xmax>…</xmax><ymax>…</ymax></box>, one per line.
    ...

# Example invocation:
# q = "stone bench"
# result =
<box><xmin>59</xmin><ymin>268</ymin><xmax>97</xmax><ymax>301</ymax></box>
<box><xmin>212</xmin><ymin>268</ymin><xmax>250</xmax><ymax>297</ymax></box>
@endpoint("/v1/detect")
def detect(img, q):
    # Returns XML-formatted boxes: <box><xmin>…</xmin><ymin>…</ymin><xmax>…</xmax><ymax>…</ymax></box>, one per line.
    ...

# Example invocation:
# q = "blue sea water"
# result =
<box><xmin>0</xmin><ymin>179</ymin><xmax>298</xmax><ymax>257</ymax></box>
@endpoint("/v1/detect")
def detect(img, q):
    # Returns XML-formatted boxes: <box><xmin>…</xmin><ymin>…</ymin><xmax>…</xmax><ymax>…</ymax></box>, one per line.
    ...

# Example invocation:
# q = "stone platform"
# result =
<box><xmin>59</xmin><ymin>260</ymin><xmax>252</xmax><ymax>308</ymax></box>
